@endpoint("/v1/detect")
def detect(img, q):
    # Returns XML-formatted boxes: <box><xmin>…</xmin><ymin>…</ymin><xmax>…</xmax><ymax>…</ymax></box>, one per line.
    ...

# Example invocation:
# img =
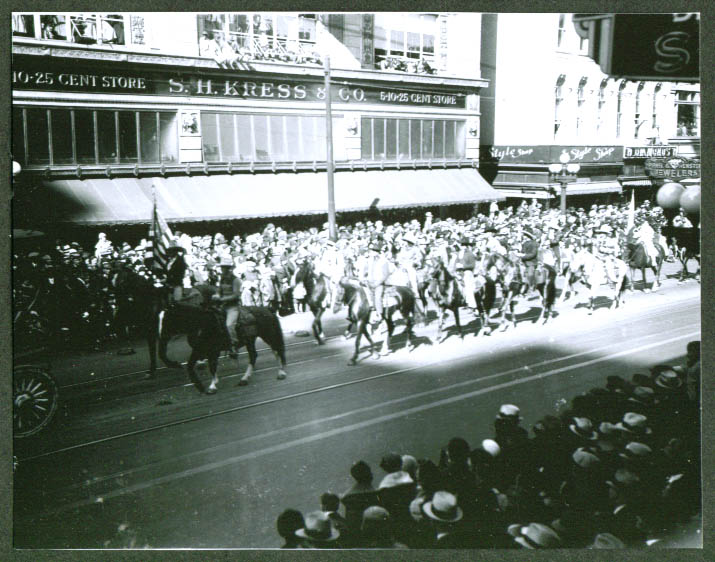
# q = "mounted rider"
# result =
<box><xmin>166</xmin><ymin>242</ymin><xmax>188</xmax><ymax>304</ymax></box>
<box><xmin>211</xmin><ymin>255</ymin><xmax>242</xmax><ymax>354</ymax></box>
<box><xmin>632</xmin><ymin>214</ymin><xmax>667</xmax><ymax>267</ymax></box>
<box><xmin>315</xmin><ymin>237</ymin><xmax>344</xmax><ymax>309</ymax></box>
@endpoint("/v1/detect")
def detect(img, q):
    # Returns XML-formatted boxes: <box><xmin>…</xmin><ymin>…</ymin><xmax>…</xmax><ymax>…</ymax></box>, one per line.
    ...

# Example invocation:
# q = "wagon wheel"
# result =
<box><xmin>13</xmin><ymin>365</ymin><xmax>59</xmax><ymax>438</ymax></box>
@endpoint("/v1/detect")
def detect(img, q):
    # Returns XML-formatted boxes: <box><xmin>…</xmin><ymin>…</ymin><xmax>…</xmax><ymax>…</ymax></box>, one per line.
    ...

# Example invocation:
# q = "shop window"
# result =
<box><xmin>118</xmin><ymin>111</ymin><xmax>138</xmax><ymax>163</ymax></box>
<box><xmin>201</xmin><ymin>112</ymin><xmax>328</xmax><ymax>163</ymax></box>
<box><xmin>12</xmin><ymin>108</ymin><xmax>26</xmax><ymax>166</ymax></box>
<box><xmin>159</xmin><ymin>113</ymin><xmax>178</xmax><ymax>162</ymax></box>
<box><xmin>576</xmin><ymin>77</ymin><xmax>587</xmax><ymax>137</ymax></box>
<box><xmin>25</xmin><ymin>108</ymin><xmax>50</xmax><ymax>165</ymax></box>
<box><xmin>41</xmin><ymin>15</ymin><xmax>67</xmax><ymax>40</ymax></box>
<box><xmin>14</xmin><ymin>13</ymin><xmax>126</xmax><ymax>44</ymax></box>
<box><xmin>139</xmin><ymin>112</ymin><xmax>159</xmax><ymax>163</ymax></box>
<box><xmin>51</xmin><ymin>109</ymin><xmax>74</xmax><ymax>164</ymax></box>
<box><xmin>12</xmin><ymin>14</ymin><xmax>35</xmax><ymax>37</ymax></box>
<box><xmin>97</xmin><ymin>111</ymin><xmax>118</xmax><ymax>162</ymax></box>
<box><xmin>652</xmin><ymin>83</ymin><xmax>661</xmax><ymax>132</ymax></box>
<box><xmin>675</xmin><ymin>90</ymin><xmax>700</xmax><ymax>137</ymax></box>
<box><xmin>361</xmin><ymin>117</ymin><xmax>465</xmax><ymax>161</ymax></box>
<box><xmin>74</xmin><ymin>110</ymin><xmax>97</xmax><ymax>164</ymax></box>
<box><xmin>634</xmin><ymin>82</ymin><xmax>645</xmax><ymax>138</ymax></box>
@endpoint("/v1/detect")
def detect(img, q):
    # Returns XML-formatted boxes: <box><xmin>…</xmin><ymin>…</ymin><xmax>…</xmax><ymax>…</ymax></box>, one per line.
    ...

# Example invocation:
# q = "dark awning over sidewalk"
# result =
<box><xmin>28</xmin><ymin>168</ymin><xmax>503</xmax><ymax>224</ymax></box>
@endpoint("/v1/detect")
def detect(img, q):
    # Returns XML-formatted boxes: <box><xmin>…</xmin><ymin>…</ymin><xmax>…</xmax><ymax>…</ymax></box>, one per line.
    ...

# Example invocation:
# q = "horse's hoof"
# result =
<box><xmin>277</xmin><ymin>371</ymin><xmax>287</xmax><ymax>380</ymax></box>
<box><xmin>372</xmin><ymin>352</ymin><xmax>381</xmax><ymax>360</ymax></box>
<box><xmin>206</xmin><ymin>387</ymin><xmax>217</xmax><ymax>395</ymax></box>
<box><xmin>348</xmin><ymin>358</ymin><xmax>357</xmax><ymax>366</ymax></box>
<box><xmin>238</xmin><ymin>378</ymin><xmax>249</xmax><ymax>386</ymax></box>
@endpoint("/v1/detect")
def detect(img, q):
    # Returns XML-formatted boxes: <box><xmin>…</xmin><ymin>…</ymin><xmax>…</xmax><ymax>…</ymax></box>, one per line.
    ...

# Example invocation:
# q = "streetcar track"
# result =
<box><xmin>32</xmin><ymin>330</ymin><xmax>699</xmax><ymax>514</ymax></box>
<box><xmin>54</xmin><ymin>291</ymin><xmax>699</xmax><ymax>394</ymax></box>
<box><xmin>18</xmin><ymin>322</ymin><xmax>698</xmax><ymax>463</ymax></box>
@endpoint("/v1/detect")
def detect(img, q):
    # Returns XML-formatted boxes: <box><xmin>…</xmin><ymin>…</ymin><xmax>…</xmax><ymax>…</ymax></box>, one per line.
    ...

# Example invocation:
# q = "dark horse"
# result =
<box><xmin>337</xmin><ymin>262</ymin><xmax>419</xmax><ymax>365</ymax></box>
<box><xmin>292</xmin><ymin>260</ymin><xmax>330</xmax><ymax>344</ymax></box>
<box><xmin>427</xmin><ymin>258</ymin><xmax>468</xmax><ymax>341</ymax></box>
<box><xmin>489</xmin><ymin>252</ymin><xmax>558</xmax><ymax>329</ymax></box>
<box><xmin>158</xmin><ymin>292</ymin><xmax>288</xmax><ymax>393</ymax></box>
<box><xmin>664</xmin><ymin>225</ymin><xmax>700</xmax><ymax>282</ymax></box>
<box><xmin>625</xmin><ymin>240</ymin><xmax>665</xmax><ymax>292</ymax></box>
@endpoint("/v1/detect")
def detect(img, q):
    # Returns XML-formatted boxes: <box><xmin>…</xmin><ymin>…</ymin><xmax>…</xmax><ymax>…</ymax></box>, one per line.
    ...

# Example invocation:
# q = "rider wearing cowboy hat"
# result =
<box><xmin>594</xmin><ymin>224</ymin><xmax>619</xmax><ymax>283</ymax></box>
<box><xmin>211</xmin><ymin>255</ymin><xmax>242</xmax><ymax>354</ymax></box>
<box><xmin>361</xmin><ymin>240</ymin><xmax>392</xmax><ymax>326</ymax></box>
<box><xmin>166</xmin><ymin>242</ymin><xmax>188</xmax><ymax>304</ymax></box>
<box><xmin>519</xmin><ymin>227</ymin><xmax>540</xmax><ymax>295</ymax></box>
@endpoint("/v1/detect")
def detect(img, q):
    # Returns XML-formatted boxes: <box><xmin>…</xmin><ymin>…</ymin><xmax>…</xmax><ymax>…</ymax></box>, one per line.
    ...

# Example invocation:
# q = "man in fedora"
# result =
<box><xmin>421</xmin><ymin>491</ymin><xmax>467</xmax><ymax>547</ymax></box>
<box><xmin>508</xmin><ymin>522</ymin><xmax>562</xmax><ymax>549</ymax></box>
<box><xmin>450</xmin><ymin>236</ymin><xmax>479</xmax><ymax>314</ymax></box>
<box><xmin>295</xmin><ymin>510</ymin><xmax>341</xmax><ymax>548</ymax></box>
<box><xmin>518</xmin><ymin>227</ymin><xmax>540</xmax><ymax>296</ymax></box>
<box><xmin>359</xmin><ymin>506</ymin><xmax>408</xmax><ymax>549</ymax></box>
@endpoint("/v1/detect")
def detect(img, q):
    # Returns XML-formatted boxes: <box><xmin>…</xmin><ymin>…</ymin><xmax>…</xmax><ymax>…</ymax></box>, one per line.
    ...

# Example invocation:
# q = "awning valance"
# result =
<box><xmin>28</xmin><ymin>168</ymin><xmax>503</xmax><ymax>224</ymax></box>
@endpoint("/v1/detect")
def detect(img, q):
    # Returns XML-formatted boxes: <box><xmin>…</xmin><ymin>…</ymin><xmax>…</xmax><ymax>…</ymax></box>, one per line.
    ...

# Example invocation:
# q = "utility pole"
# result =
<box><xmin>324</xmin><ymin>55</ymin><xmax>337</xmax><ymax>242</ymax></box>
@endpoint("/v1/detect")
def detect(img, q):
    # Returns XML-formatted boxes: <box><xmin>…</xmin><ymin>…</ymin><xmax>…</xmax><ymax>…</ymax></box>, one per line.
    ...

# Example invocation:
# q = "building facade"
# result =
<box><xmin>479</xmin><ymin>13</ymin><xmax>700</xmax><ymax>206</ymax></box>
<box><xmin>11</xmin><ymin>12</ymin><xmax>501</xmax><ymax>231</ymax></box>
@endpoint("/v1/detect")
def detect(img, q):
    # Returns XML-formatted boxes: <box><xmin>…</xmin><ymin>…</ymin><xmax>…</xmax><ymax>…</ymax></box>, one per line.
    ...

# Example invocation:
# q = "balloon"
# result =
<box><xmin>656</xmin><ymin>182</ymin><xmax>685</xmax><ymax>209</ymax></box>
<box><xmin>12</xmin><ymin>161</ymin><xmax>21</xmax><ymax>176</ymax></box>
<box><xmin>679</xmin><ymin>185</ymin><xmax>700</xmax><ymax>214</ymax></box>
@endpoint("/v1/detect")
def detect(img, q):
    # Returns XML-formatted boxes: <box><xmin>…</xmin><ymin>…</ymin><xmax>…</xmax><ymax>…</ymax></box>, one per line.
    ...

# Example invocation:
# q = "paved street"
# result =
<box><xmin>13</xmin><ymin>274</ymin><xmax>701</xmax><ymax>548</ymax></box>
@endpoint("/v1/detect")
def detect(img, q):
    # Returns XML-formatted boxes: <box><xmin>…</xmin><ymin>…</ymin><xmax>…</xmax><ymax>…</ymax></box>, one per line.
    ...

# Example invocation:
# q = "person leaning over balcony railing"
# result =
<box><xmin>199</xmin><ymin>31</ymin><xmax>220</xmax><ymax>58</ymax></box>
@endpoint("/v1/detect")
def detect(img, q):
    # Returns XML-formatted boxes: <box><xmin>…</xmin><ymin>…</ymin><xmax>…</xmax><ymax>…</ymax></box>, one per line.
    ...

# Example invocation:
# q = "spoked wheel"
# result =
<box><xmin>13</xmin><ymin>365</ymin><xmax>59</xmax><ymax>438</ymax></box>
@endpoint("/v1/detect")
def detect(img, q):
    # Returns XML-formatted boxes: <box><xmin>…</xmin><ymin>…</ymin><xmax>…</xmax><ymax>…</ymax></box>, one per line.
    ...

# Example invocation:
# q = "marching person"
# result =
<box><xmin>519</xmin><ymin>227</ymin><xmax>540</xmax><ymax>295</ymax></box>
<box><xmin>593</xmin><ymin>224</ymin><xmax>619</xmax><ymax>283</ymax></box>
<box><xmin>361</xmin><ymin>240</ymin><xmax>393</xmax><ymax>327</ymax></box>
<box><xmin>450</xmin><ymin>236</ymin><xmax>478</xmax><ymax>314</ymax></box>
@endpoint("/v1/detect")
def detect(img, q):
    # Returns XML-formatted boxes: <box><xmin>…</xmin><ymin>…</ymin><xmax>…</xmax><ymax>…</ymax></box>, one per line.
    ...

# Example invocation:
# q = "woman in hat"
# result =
<box><xmin>295</xmin><ymin>511</ymin><xmax>341</xmax><ymax>548</ymax></box>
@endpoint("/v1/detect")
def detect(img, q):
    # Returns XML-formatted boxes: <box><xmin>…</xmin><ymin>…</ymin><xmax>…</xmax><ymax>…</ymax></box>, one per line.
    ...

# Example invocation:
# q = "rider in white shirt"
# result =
<box><xmin>593</xmin><ymin>224</ymin><xmax>619</xmax><ymax>282</ymax></box>
<box><xmin>315</xmin><ymin>239</ymin><xmax>344</xmax><ymax>308</ymax></box>
<box><xmin>633</xmin><ymin>218</ymin><xmax>661</xmax><ymax>266</ymax></box>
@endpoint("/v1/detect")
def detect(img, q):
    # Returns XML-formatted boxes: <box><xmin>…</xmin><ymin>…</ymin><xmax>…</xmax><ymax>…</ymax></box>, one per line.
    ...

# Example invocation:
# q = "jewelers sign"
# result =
<box><xmin>11</xmin><ymin>55</ymin><xmax>466</xmax><ymax>108</ymax></box>
<box><xmin>645</xmin><ymin>156</ymin><xmax>700</xmax><ymax>179</ymax></box>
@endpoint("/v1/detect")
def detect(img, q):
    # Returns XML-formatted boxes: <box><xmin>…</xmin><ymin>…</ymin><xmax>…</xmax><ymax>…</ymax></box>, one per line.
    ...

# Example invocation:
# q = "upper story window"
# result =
<box><xmin>557</xmin><ymin>14</ymin><xmax>567</xmax><ymax>49</ymax></box>
<box><xmin>12</xmin><ymin>107</ymin><xmax>177</xmax><ymax>167</ymax></box>
<box><xmin>576</xmin><ymin>77</ymin><xmax>587</xmax><ymax>137</ymax></box>
<box><xmin>674</xmin><ymin>90</ymin><xmax>700</xmax><ymax>137</ymax></box>
<box><xmin>554</xmin><ymin>74</ymin><xmax>566</xmax><ymax>139</ymax></box>
<box><xmin>197</xmin><ymin>13</ymin><xmax>320</xmax><ymax>64</ymax></box>
<box><xmin>13</xmin><ymin>13</ymin><xmax>127</xmax><ymax>45</ymax></box>
<box><xmin>616</xmin><ymin>80</ymin><xmax>627</xmax><ymax>138</ymax></box>
<box><xmin>634</xmin><ymin>82</ymin><xmax>645</xmax><ymax>138</ymax></box>
<box><xmin>652</xmin><ymin>83</ymin><xmax>662</xmax><ymax>132</ymax></box>
<box><xmin>361</xmin><ymin>117</ymin><xmax>465</xmax><ymax>161</ymax></box>
<box><xmin>596</xmin><ymin>78</ymin><xmax>608</xmax><ymax>133</ymax></box>
<box><xmin>374</xmin><ymin>14</ymin><xmax>437</xmax><ymax>73</ymax></box>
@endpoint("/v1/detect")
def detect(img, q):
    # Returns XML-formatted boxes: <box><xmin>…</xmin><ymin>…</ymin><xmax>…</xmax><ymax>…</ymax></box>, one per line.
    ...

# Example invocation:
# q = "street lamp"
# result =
<box><xmin>548</xmin><ymin>152</ymin><xmax>581</xmax><ymax>215</ymax></box>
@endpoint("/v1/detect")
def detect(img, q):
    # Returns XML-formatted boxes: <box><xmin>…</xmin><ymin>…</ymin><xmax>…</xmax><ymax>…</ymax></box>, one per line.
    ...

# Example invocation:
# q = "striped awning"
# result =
<box><xmin>28</xmin><ymin>168</ymin><xmax>504</xmax><ymax>224</ymax></box>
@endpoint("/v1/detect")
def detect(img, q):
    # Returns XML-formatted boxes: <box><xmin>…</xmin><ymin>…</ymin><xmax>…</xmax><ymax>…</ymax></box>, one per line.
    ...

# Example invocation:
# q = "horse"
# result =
<box><xmin>489</xmin><ymin>252</ymin><xmax>558</xmax><ymax>329</ymax></box>
<box><xmin>625</xmin><ymin>241</ymin><xmax>665</xmax><ymax>292</ymax></box>
<box><xmin>566</xmin><ymin>248</ymin><xmax>629</xmax><ymax>314</ymax></box>
<box><xmin>291</xmin><ymin>260</ymin><xmax>330</xmax><ymax>344</ymax></box>
<box><xmin>427</xmin><ymin>258</ymin><xmax>467</xmax><ymax>341</ymax></box>
<box><xmin>337</xmin><ymin>261</ymin><xmax>420</xmax><ymax>365</ymax></box>
<box><xmin>158</xmin><ymin>294</ymin><xmax>288</xmax><ymax>393</ymax></box>
<box><xmin>472</xmin><ymin>253</ymin><xmax>501</xmax><ymax>336</ymax></box>
<box><xmin>664</xmin><ymin>225</ymin><xmax>700</xmax><ymax>283</ymax></box>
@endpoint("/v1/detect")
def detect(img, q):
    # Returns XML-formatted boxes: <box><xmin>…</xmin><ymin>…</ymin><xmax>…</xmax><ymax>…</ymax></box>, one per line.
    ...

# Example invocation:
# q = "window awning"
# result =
<box><xmin>30</xmin><ymin>168</ymin><xmax>503</xmax><ymax>224</ymax></box>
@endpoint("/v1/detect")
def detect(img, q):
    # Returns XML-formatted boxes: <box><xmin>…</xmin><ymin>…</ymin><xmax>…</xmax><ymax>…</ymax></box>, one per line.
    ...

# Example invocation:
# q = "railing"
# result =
<box><xmin>204</xmin><ymin>32</ymin><xmax>322</xmax><ymax>66</ymax></box>
<box><xmin>374</xmin><ymin>54</ymin><xmax>437</xmax><ymax>75</ymax></box>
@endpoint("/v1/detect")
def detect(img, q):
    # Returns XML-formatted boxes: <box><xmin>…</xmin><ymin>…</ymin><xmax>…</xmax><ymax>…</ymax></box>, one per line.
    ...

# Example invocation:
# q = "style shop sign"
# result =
<box><xmin>485</xmin><ymin>145</ymin><xmax>623</xmax><ymax>164</ymax></box>
<box><xmin>12</xmin><ymin>59</ymin><xmax>465</xmax><ymax>108</ymax></box>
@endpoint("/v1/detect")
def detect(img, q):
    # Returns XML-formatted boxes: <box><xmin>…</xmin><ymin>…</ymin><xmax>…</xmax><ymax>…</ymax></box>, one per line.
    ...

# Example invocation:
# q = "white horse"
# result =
<box><xmin>566</xmin><ymin>249</ymin><xmax>629</xmax><ymax>314</ymax></box>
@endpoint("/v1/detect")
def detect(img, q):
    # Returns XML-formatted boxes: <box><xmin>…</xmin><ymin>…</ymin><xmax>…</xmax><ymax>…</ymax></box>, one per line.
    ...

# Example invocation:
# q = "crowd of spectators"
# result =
<box><xmin>12</xmin><ymin>199</ymin><xmax>696</xmax><ymax>354</ymax></box>
<box><xmin>276</xmin><ymin>342</ymin><xmax>701</xmax><ymax>548</ymax></box>
<box><xmin>199</xmin><ymin>30</ymin><xmax>322</xmax><ymax>68</ymax></box>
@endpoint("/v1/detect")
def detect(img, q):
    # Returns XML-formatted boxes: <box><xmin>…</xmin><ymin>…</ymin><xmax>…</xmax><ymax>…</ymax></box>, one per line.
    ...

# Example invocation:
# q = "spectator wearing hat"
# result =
<box><xmin>295</xmin><ymin>510</ymin><xmax>341</xmax><ymax>548</ymax></box>
<box><xmin>493</xmin><ymin>405</ymin><xmax>530</xmax><ymax>489</ymax></box>
<box><xmin>358</xmin><ymin>506</ymin><xmax>408</xmax><ymax>549</ymax></box>
<box><xmin>276</xmin><ymin>508</ymin><xmax>305</xmax><ymax>548</ymax></box>
<box><xmin>588</xmin><ymin>532</ymin><xmax>626</xmax><ymax>549</ymax></box>
<box><xmin>567</xmin><ymin>417</ymin><xmax>599</xmax><ymax>452</ymax></box>
<box><xmin>560</xmin><ymin>448</ymin><xmax>609</xmax><ymax>514</ymax></box>
<box><xmin>341</xmin><ymin>460</ymin><xmax>380</xmax><ymax>537</ymax></box>
<box><xmin>549</xmin><ymin>509</ymin><xmax>594</xmax><ymax>548</ymax></box>
<box><xmin>378</xmin><ymin>453</ymin><xmax>416</xmax><ymax>539</ymax></box>
<box><xmin>508</xmin><ymin>522</ymin><xmax>562</xmax><ymax>549</ymax></box>
<box><xmin>421</xmin><ymin>491</ymin><xmax>471</xmax><ymax>548</ymax></box>
<box><xmin>614</xmin><ymin>413</ymin><xmax>654</xmax><ymax>447</ymax></box>
<box><xmin>320</xmin><ymin>492</ymin><xmax>348</xmax><ymax>537</ymax></box>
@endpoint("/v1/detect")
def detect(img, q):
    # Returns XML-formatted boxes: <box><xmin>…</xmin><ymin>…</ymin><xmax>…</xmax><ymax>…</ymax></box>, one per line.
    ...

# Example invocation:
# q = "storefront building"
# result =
<box><xmin>479</xmin><ymin>13</ymin><xmax>700</xmax><ymax>207</ymax></box>
<box><xmin>12</xmin><ymin>12</ymin><xmax>501</xmax><ymax>231</ymax></box>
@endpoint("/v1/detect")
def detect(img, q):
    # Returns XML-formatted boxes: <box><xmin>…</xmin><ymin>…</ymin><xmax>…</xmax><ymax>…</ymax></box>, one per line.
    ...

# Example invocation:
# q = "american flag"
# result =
<box><xmin>144</xmin><ymin>199</ymin><xmax>174</xmax><ymax>276</ymax></box>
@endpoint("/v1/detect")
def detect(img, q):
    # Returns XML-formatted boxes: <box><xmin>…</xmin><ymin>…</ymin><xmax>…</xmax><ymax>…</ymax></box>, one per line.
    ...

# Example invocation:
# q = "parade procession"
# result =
<box><xmin>10</xmin><ymin>11</ymin><xmax>701</xmax><ymax>551</ymax></box>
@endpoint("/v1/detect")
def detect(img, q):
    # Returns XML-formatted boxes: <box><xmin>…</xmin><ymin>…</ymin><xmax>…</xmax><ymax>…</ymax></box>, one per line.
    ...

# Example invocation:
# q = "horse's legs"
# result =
<box><xmin>238</xmin><ymin>338</ymin><xmax>257</xmax><ymax>386</ymax></box>
<box><xmin>272</xmin><ymin>348</ymin><xmax>287</xmax><ymax>380</ymax></box>
<box><xmin>186</xmin><ymin>349</ymin><xmax>205</xmax><ymax>394</ymax></box>
<box><xmin>641</xmin><ymin>267</ymin><xmax>650</xmax><ymax>293</ymax></box>
<box><xmin>146</xmin><ymin>318</ymin><xmax>158</xmax><ymax>378</ymax></box>
<box><xmin>343</xmin><ymin>316</ymin><xmax>354</xmax><ymax>340</ymax></box>
<box><xmin>206</xmin><ymin>353</ymin><xmax>220</xmax><ymax>394</ymax></box>
<box><xmin>381</xmin><ymin>312</ymin><xmax>394</xmax><ymax>356</ymax></box>
<box><xmin>315</xmin><ymin>307</ymin><xmax>326</xmax><ymax>344</ymax></box>
<box><xmin>454</xmin><ymin>306</ymin><xmax>463</xmax><ymax>339</ymax></box>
